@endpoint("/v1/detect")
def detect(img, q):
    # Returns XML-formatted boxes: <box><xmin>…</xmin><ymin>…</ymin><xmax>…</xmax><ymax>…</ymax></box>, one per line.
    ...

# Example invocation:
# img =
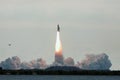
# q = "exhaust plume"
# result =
<box><xmin>54</xmin><ymin>25</ymin><xmax>64</xmax><ymax>65</ymax></box>
<box><xmin>55</xmin><ymin>31</ymin><xmax>62</xmax><ymax>55</ymax></box>
<box><xmin>76</xmin><ymin>53</ymin><xmax>112</xmax><ymax>70</ymax></box>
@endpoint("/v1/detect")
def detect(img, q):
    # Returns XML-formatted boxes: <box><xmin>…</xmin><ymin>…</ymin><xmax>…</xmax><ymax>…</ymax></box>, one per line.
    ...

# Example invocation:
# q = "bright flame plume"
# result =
<box><xmin>55</xmin><ymin>31</ymin><xmax>62</xmax><ymax>55</ymax></box>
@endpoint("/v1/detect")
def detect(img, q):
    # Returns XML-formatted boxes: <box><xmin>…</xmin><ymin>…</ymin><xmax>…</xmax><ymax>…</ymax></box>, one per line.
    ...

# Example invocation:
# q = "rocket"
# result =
<box><xmin>55</xmin><ymin>24</ymin><xmax>64</xmax><ymax>65</ymax></box>
<box><xmin>57</xmin><ymin>24</ymin><xmax>60</xmax><ymax>32</ymax></box>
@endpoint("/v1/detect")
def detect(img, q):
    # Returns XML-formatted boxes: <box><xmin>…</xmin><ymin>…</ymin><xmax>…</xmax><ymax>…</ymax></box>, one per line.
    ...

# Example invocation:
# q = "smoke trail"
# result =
<box><xmin>54</xmin><ymin>31</ymin><xmax>64</xmax><ymax>65</ymax></box>
<box><xmin>76</xmin><ymin>53</ymin><xmax>112</xmax><ymax>70</ymax></box>
<box><xmin>55</xmin><ymin>31</ymin><xmax>62</xmax><ymax>54</ymax></box>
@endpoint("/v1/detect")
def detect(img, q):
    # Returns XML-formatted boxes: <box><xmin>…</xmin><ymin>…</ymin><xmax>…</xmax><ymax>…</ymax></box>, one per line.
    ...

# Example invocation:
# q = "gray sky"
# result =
<box><xmin>0</xmin><ymin>0</ymin><xmax>120</xmax><ymax>70</ymax></box>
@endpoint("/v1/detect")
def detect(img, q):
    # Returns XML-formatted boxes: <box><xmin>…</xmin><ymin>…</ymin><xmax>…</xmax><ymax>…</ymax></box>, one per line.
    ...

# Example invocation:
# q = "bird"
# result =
<box><xmin>8</xmin><ymin>44</ymin><xmax>11</xmax><ymax>46</ymax></box>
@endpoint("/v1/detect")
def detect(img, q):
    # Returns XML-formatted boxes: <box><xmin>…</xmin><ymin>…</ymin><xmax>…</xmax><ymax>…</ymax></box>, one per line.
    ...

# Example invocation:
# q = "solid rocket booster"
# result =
<box><xmin>57</xmin><ymin>24</ymin><xmax>60</xmax><ymax>32</ymax></box>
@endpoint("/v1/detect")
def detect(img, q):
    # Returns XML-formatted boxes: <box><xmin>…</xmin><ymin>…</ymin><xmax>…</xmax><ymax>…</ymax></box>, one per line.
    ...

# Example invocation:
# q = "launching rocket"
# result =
<box><xmin>55</xmin><ymin>24</ymin><xmax>64</xmax><ymax>65</ymax></box>
<box><xmin>57</xmin><ymin>24</ymin><xmax>60</xmax><ymax>32</ymax></box>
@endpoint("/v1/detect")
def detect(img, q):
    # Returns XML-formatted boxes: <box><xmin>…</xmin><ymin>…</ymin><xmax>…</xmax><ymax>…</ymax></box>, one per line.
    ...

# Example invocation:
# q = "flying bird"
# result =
<box><xmin>8</xmin><ymin>44</ymin><xmax>11</xmax><ymax>46</ymax></box>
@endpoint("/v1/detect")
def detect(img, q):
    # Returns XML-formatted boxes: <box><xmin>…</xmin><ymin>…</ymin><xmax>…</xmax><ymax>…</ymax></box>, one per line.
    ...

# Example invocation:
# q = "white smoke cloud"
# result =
<box><xmin>20</xmin><ymin>58</ymin><xmax>47</xmax><ymax>69</ymax></box>
<box><xmin>76</xmin><ymin>53</ymin><xmax>112</xmax><ymax>70</ymax></box>
<box><xmin>0</xmin><ymin>53</ymin><xmax>112</xmax><ymax>70</ymax></box>
<box><xmin>20</xmin><ymin>62</ymin><xmax>33</xmax><ymax>69</ymax></box>
<box><xmin>64</xmin><ymin>57</ymin><xmax>75</xmax><ymax>66</ymax></box>
<box><xmin>0</xmin><ymin>56</ymin><xmax>47</xmax><ymax>70</ymax></box>
<box><xmin>29</xmin><ymin>58</ymin><xmax>47</xmax><ymax>69</ymax></box>
<box><xmin>0</xmin><ymin>56</ymin><xmax>21</xmax><ymax>70</ymax></box>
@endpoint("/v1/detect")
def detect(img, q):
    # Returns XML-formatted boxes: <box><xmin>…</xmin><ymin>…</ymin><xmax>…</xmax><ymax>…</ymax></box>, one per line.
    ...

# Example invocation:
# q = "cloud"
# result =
<box><xmin>29</xmin><ymin>58</ymin><xmax>47</xmax><ymax>69</ymax></box>
<box><xmin>20</xmin><ymin>62</ymin><xmax>33</xmax><ymax>69</ymax></box>
<box><xmin>0</xmin><ymin>56</ymin><xmax>47</xmax><ymax>70</ymax></box>
<box><xmin>76</xmin><ymin>53</ymin><xmax>112</xmax><ymax>70</ymax></box>
<box><xmin>52</xmin><ymin>57</ymin><xmax>75</xmax><ymax>66</ymax></box>
<box><xmin>0</xmin><ymin>56</ymin><xmax>21</xmax><ymax>70</ymax></box>
<box><xmin>64</xmin><ymin>57</ymin><xmax>75</xmax><ymax>66</ymax></box>
<box><xmin>0</xmin><ymin>53</ymin><xmax>112</xmax><ymax>70</ymax></box>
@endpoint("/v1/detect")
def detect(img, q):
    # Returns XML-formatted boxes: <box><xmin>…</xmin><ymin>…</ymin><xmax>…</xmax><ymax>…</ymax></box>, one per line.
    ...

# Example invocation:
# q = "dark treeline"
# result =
<box><xmin>0</xmin><ymin>69</ymin><xmax>120</xmax><ymax>75</ymax></box>
<box><xmin>0</xmin><ymin>66</ymin><xmax>120</xmax><ymax>75</ymax></box>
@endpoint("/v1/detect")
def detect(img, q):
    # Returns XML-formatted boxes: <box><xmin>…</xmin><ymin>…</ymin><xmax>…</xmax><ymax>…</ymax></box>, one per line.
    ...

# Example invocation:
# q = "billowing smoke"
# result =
<box><xmin>0</xmin><ymin>56</ymin><xmax>21</xmax><ymax>70</ymax></box>
<box><xmin>21</xmin><ymin>58</ymin><xmax>47</xmax><ymax>69</ymax></box>
<box><xmin>76</xmin><ymin>53</ymin><xmax>112</xmax><ymax>70</ymax></box>
<box><xmin>0</xmin><ymin>53</ymin><xmax>112</xmax><ymax>70</ymax></box>
<box><xmin>52</xmin><ymin>57</ymin><xmax>74</xmax><ymax>66</ymax></box>
<box><xmin>64</xmin><ymin>57</ymin><xmax>75</xmax><ymax>66</ymax></box>
<box><xmin>20</xmin><ymin>62</ymin><xmax>33</xmax><ymax>69</ymax></box>
<box><xmin>0</xmin><ymin>56</ymin><xmax>47</xmax><ymax>70</ymax></box>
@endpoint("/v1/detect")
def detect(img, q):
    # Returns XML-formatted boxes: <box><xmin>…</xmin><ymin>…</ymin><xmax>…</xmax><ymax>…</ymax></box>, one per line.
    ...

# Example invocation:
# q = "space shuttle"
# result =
<box><xmin>57</xmin><ymin>24</ymin><xmax>60</xmax><ymax>32</ymax></box>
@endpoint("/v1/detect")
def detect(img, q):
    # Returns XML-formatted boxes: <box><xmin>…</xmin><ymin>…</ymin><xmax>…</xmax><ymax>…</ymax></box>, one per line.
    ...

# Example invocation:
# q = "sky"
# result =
<box><xmin>0</xmin><ymin>0</ymin><xmax>120</xmax><ymax>70</ymax></box>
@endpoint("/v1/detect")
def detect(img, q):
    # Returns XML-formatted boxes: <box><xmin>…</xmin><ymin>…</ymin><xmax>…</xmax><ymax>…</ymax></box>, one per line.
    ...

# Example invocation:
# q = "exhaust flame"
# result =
<box><xmin>55</xmin><ymin>31</ymin><xmax>62</xmax><ymax>55</ymax></box>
